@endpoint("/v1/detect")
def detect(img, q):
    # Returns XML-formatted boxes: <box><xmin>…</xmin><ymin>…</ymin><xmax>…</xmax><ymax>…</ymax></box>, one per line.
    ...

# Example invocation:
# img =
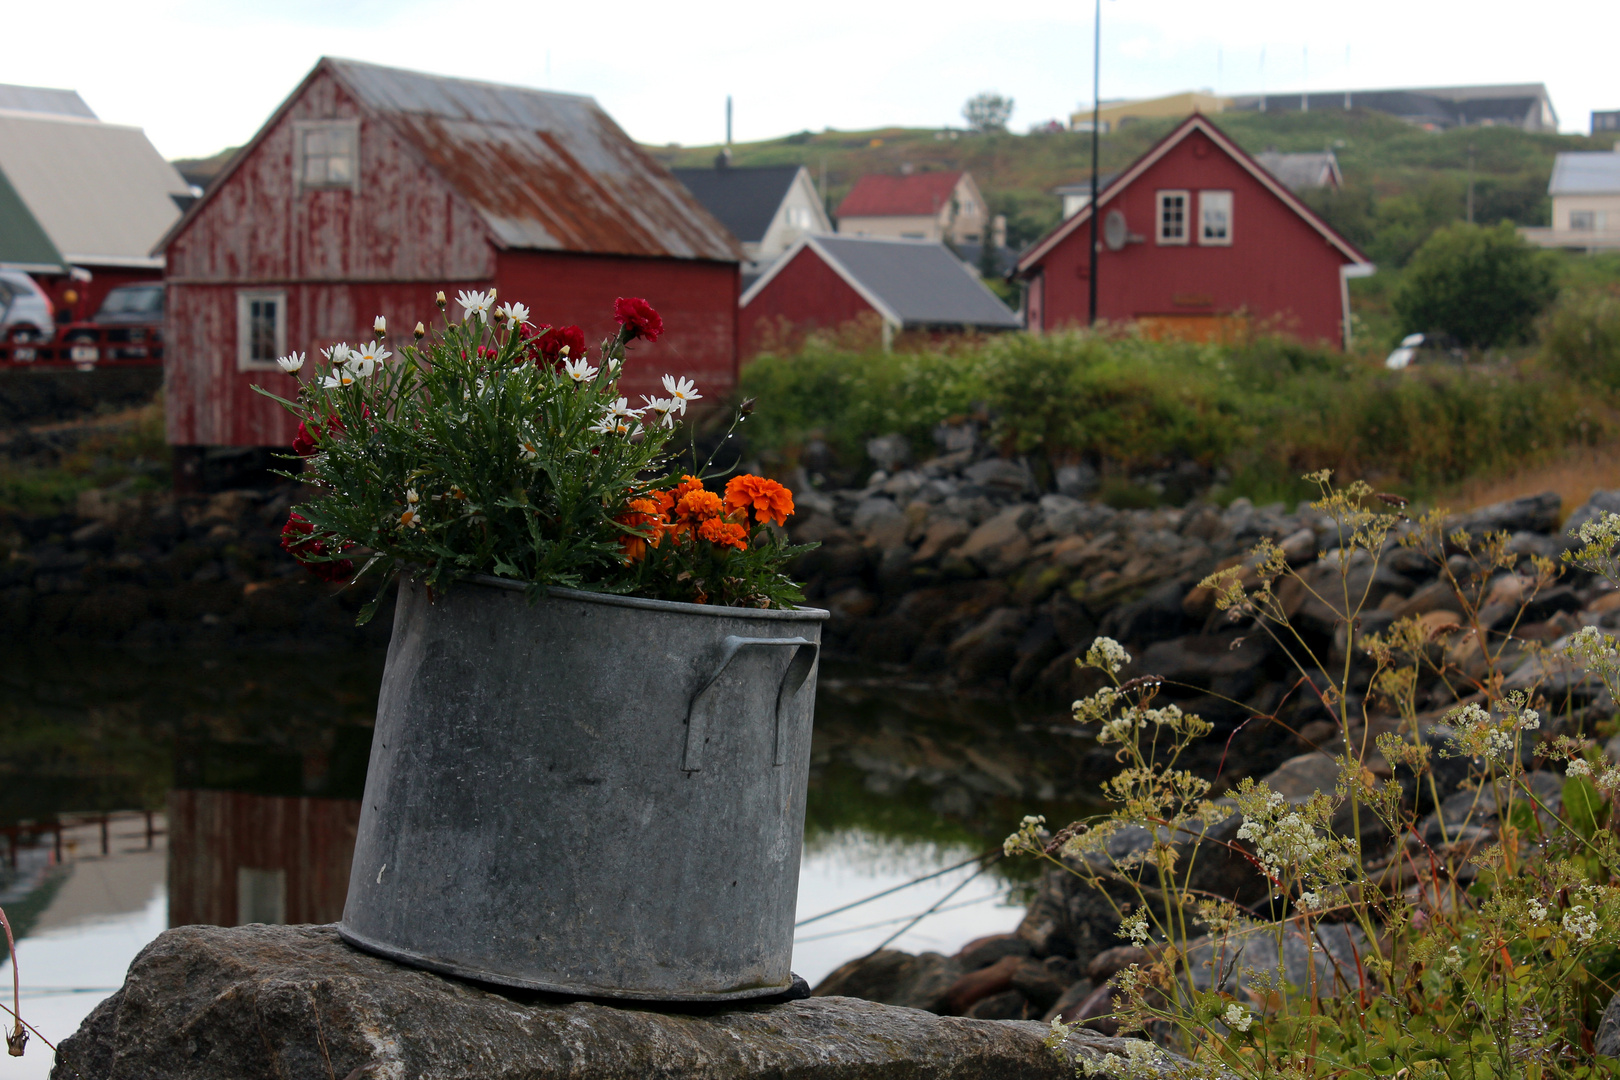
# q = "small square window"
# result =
<box><xmin>294</xmin><ymin>120</ymin><xmax>358</xmax><ymax>191</ymax></box>
<box><xmin>1571</xmin><ymin>210</ymin><xmax>1596</xmax><ymax>231</ymax></box>
<box><xmin>1156</xmin><ymin>190</ymin><xmax>1190</xmax><ymax>245</ymax></box>
<box><xmin>1199</xmin><ymin>191</ymin><xmax>1233</xmax><ymax>245</ymax></box>
<box><xmin>237</xmin><ymin>290</ymin><xmax>287</xmax><ymax>371</ymax></box>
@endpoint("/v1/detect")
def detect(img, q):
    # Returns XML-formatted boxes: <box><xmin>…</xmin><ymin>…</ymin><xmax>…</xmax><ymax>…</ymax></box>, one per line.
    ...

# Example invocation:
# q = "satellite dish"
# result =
<box><xmin>1103</xmin><ymin>209</ymin><xmax>1128</xmax><ymax>251</ymax></box>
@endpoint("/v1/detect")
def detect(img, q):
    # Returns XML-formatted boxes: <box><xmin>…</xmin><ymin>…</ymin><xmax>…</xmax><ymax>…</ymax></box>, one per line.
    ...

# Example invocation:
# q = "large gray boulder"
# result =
<box><xmin>50</xmin><ymin>923</ymin><xmax>1171</xmax><ymax>1080</ymax></box>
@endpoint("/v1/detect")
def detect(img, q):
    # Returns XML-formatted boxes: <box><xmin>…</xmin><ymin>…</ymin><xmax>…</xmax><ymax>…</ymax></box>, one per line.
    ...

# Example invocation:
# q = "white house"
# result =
<box><xmin>671</xmin><ymin>162</ymin><xmax>830</xmax><ymax>278</ymax></box>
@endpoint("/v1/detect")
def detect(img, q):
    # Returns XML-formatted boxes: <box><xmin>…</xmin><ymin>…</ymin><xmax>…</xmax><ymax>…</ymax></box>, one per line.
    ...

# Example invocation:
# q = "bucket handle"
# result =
<box><xmin>684</xmin><ymin>635</ymin><xmax>818</xmax><ymax>772</ymax></box>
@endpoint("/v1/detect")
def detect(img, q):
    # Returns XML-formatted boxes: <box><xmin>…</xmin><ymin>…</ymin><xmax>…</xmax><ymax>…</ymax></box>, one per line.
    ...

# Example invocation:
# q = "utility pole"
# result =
<box><xmin>1087</xmin><ymin>0</ymin><xmax>1101</xmax><ymax>326</ymax></box>
<box><xmin>1466</xmin><ymin>143</ymin><xmax>1476</xmax><ymax>224</ymax></box>
<box><xmin>726</xmin><ymin>95</ymin><xmax>733</xmax><ymax>148</ymax></box>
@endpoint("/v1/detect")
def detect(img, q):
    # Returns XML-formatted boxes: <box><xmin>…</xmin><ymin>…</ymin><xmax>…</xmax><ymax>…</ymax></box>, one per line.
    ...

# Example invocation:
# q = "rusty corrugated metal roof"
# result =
<box><xmin>326</xmin><ymin>59</ymin><xmax>740</xmax><ymax>263</ymax></box>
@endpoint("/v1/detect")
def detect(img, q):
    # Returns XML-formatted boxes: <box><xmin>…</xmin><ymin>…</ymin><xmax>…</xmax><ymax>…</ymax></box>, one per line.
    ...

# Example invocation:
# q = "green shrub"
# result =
<box><xmin>1393</xmin><ymin>221</ymin><xmax>1558</xmax><ymax>347</ymax></box>
<box><xmin>1542</xmin><ymin>286</ymin><xmax>1620</xmax><ymax>386</ymax></box>
<box><xmin>739</xmin><ymin>331</ymin><xmax>1610</xmax><ymax>502</ymax></box>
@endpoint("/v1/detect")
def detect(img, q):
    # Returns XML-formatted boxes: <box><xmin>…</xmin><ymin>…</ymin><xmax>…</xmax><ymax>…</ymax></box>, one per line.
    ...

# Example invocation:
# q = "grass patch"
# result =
<box><xmin>0</xmin><ymin>399</ymin><xmax>170</xmax><ymax>516</ymax></box>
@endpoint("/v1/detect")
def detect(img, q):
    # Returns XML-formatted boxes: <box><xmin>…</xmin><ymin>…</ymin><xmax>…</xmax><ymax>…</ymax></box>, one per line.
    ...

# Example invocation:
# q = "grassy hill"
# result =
<box><xmin>650</xmin><ymin>110</ymin><xmax>1611</xmax><ymax>267</ymax></box>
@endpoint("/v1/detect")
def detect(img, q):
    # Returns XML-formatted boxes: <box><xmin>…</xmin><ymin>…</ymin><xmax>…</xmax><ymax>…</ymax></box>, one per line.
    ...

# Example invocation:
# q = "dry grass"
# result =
<box><xmin>1429</xmin><ymin>443</ymin><xmax>1620</xmax><ymax>523</ymax></box>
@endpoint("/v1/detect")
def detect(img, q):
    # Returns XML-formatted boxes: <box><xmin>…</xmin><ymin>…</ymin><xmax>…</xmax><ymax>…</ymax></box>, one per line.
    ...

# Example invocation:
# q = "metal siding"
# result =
<box><xmin>741</xmin><ymin>245</ymin><xmax>875</xmax><ymax>357</ymax></box>
<box><xmin>494</xmin><ymin>250</ymin><xmax>738</xmax><ymax>404</ymax></box>
<box><xmin>1033</xmin><ymin>130</ymin><xmax>1349</xmax><ymax>346</ymax></box>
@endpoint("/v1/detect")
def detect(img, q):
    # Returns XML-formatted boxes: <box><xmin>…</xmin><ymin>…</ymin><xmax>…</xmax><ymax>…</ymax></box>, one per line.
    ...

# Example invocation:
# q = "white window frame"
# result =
<box><xmin>1199</xmin><ymin>190</ymin><xmax>1233</xmax><ymax>246</ymax></box>
<box><xmin>1570</xmin><ymin>209</ymin><xmax>1596</xmax><ymax>231</ymax></box>
<box><xmin>237</xmin><ymin>290</ymin><xmax>287</xmax><ymax>372</ymax></box>
<box><xmin>1156</xmin><ymin>190</ymin><xmax>1190</xmax><ymax>245</ymax></box>
<box><xmin>293</xmin><ymin>119</ymin><xmax>360</xmax><ymax>193</ymax></box>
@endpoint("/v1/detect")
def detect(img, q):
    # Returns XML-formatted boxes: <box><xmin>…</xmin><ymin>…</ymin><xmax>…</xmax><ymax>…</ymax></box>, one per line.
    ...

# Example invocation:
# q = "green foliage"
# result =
<box><xmin>1393</xmin><ymin>222</ymin><xmax>1559</xmax><ymax>347</ymax></box>
<box><xmin>654</xmin><ymin>107</ymin><xmax>1600</xmax><ymax>268</ymax></box>
<box><xmin>738</xmin><ymin>331</ymin><xmax>1611</xmax><ymax>503</ymax></box>
<box><xmin>265</xmin><ymin>304</ymin><xmax>807</xmax><ymax>616</ymax></box>
<box><xmin>1542</xmin><ymin>286</ymin><xmax>1620</xmax><ymax>386</ymax></box>
<box><xmin>0</xmin><ymin>398</ymin><xmax>169</xmax><ymax>516</ymax></box>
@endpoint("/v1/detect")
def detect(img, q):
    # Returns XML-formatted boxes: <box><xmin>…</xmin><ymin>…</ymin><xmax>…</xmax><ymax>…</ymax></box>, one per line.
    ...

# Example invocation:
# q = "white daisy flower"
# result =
<box><xmin>373</xmin><ymin>315</ymin><xmax>387</xmax><ymax>335</ymax></box>
<box><xmin>496</xmin><ymin>301</ymin><xmax>531</xmax><ymax>326</ymax></box>
<box><xmin>588</xmin><ymin>415</ymin><xmax>618</xmax><ymax>435</ymax></box>
<box><xmin>322</xmin><ymin>343</ymin><xmax>352</xmax><ymax>365</ymax></box>
<box><xmin>321</xmin><ymin>369</ymin><xmax>355</xmax><ymax>389</ymax></box>
<box><xmin>519</xmin><ymin>437</ymin><xmax>539</xmax><ymax>460</ymax></box>
<box><xmin>456</xmin><ymin>289</ymin><xmax>494</xmax><ymax>322</ymax></box>
<box><xmin>641</xmin><ymin>395</ymin><xmax>679</xmax><ymax>428</ymax></box>
<box><xmin>561</xmin><ymin>358</ymin><xmax>598</xmax><ymax>382</ymax></box>
<box><xmin>399</xmin><ymin>489</ymin><xmax>422</xmax><ymax>529</ymax></box>
<box><xmin>275</xmin><ymin>352</ymin><xmax>305</xmax><ymax>374</ymax></box>
<box><xmin>660</xmin><ymin>375</ymin><xmax>702</xmax><ymax>413</ymax></box>
<box><xmin>606</xmin><ymin>397</ymin><xmax>642</xmax><ymax>421</ymax></box>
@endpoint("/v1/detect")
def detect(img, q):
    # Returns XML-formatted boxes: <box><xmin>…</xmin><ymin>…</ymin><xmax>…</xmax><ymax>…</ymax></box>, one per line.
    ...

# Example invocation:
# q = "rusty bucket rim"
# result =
<box><xmin>335</xmin><ymin>923</ymin><xmax>800</xmax><ymax>1002</ymax></box>
<box><xmin>463</xmin><ymin>573</ymin><xmax>830</xmax><ymax>623</ymax></box>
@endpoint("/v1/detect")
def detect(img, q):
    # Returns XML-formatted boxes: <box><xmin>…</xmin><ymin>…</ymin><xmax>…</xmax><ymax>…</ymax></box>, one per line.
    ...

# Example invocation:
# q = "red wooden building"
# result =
<box><xmin>1016</xmin><ymin>114</ymin><xmax>1372</xmax><ymax>347</ymax></box>
<box><xmin>159</xmin><ymin>58</ymin><xmax>741</xmax><ymax>448</ymax></box>
<box><xmin>740</xmin><ymin>235</ymin><xmax>1020</xmax><ymax>355</ymax></box>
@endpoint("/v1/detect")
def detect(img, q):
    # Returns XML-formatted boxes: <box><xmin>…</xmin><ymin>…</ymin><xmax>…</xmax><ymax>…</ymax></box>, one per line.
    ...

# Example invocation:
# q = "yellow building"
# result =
<box><xmin>1069</xmin><ymin>91</ymin><xmax>1229</xmax><ymax>133</ymax></box>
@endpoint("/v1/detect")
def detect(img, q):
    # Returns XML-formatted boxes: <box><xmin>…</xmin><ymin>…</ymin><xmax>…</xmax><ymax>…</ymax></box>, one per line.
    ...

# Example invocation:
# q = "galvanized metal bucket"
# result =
<box><xmin>338</xmin><ymin>575</ymin><xmax>827</xmax><ymax>1001</ymax></box>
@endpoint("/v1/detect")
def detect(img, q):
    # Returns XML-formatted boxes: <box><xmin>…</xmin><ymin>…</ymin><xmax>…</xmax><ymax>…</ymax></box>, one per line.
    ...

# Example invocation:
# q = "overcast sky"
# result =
<box><xmin>3</xmin><ymin>0</ymin><xmax>1613</xmax><ymax>160</ymax></box>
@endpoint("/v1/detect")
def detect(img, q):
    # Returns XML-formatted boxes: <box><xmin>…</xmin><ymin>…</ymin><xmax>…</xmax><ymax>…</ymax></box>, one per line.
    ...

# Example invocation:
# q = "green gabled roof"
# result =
<box><xmin>0</xmin><ymin>162</ymin><xmax>65</xmax><ymax>271</ymax></box>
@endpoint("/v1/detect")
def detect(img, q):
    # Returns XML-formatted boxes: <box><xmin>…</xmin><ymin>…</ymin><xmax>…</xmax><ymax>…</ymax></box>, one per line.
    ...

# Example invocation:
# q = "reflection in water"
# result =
<box><xmin>0</xmin><ymin>651</ymin><xmax>1106</xmax><ymax>1054</ymax></box>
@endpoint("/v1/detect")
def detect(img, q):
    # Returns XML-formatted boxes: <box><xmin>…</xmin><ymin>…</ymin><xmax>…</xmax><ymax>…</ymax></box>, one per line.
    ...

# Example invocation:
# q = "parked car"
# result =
<box><xmin>56</xmin><ymin>283</ymin><xmax>165</xmax><ymax>368</ymax></box>
<box><xmin>0</xmin><ymin>268</ymin><xmax>55</xmax><ymax>357</ymax></box>
<box><xmin>1384</xmin><ymin>331</ymin><xmax>1466</xmax><ymax>370</ymax></box>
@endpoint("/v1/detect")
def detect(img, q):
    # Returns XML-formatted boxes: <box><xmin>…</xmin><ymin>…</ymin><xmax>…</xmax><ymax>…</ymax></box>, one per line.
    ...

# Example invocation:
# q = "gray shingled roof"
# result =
<box><xmin>671</xmin><ymin>165</ymin><xmax>803</xmax><ymax>244</ymax></box>
<box><xmin>786</xmin><ymin>236</ymin><xmax>1021</xmax><ymax>330</ymax></box>
<box><xmin>0</xmin><ymin>84</ymin><xmax>96</xmax><ymax>120</ymax></box>
<box><xmin>1550</xmin><ymin>152</ymin><xmax>1620</xmax><ymax>195</ymax></box>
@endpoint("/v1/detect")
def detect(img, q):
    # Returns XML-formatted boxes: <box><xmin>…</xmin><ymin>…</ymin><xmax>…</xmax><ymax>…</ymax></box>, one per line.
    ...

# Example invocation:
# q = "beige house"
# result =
<box><xmin>1521</xmin><ymin>146</ymin><xmax>1620</xmax><ymax>251</ymax></box>
<box><xmin>835</xmin><ymin>170</ymin><xmax>1000</xmax><ymax>246</ymax></box>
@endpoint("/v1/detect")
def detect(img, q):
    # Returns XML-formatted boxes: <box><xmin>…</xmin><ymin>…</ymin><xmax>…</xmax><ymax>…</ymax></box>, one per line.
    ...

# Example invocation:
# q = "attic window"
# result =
<box><xmin>1199</xmin><ymin>191</ymin><xmax>1233</xmax><ymax>245</ymax></box>
<box><xmin>1156</xmin><ymin>190</ymin><xmax>1189</xmax><ymax>245</ymax></box>
<box><xmin>294</xmin><ymin>120</ymin><xmax>358</xmax><ymax>191</ymax></box>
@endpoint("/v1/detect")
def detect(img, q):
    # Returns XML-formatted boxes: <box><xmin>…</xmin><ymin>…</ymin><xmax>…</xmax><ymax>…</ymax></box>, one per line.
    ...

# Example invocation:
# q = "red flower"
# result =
<box><xmin>613</xmin><ymin>297</ymin><xmax>663</xmax><ymax>343</ymax></box>
<box><xmin>292</xmin><ymin>415</ymin><xmax>346</xmax><ymax>457</ymax></box>
<box><xmin>541</xmin><ymin>325</ymin><xmax>587</xmax><ymax>362</ymax></box>
<box><xmin>280</xmin><ymin>512</ymin><xmax>355</xmax><ymax>583</ymax></box>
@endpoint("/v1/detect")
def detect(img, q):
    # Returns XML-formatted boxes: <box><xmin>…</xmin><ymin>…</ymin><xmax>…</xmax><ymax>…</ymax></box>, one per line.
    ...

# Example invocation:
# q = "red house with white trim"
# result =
<box><xmin>1017</xmin><ymin>114</ymin><xmax>1372</xmax><ymax>347</ymax></box>
<box><xmin>159</xmin><ymin>58</ymin><xmax>741</xmax><ymax>449</ymax></box>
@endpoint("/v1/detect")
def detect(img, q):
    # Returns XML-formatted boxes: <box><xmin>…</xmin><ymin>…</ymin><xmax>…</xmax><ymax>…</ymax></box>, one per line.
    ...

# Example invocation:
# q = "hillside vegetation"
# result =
<box><xmin>652</xmin><ymin>110</ymin><xmax>1609</xmax><ymax>266</ymax></box>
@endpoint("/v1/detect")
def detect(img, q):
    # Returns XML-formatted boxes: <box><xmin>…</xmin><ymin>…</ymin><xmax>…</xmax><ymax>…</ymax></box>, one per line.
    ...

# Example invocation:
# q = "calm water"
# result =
<box><xmin>0</xmin><ymin>647</ymin><xmax>1101</xmax><ymax>1072</ymax></box>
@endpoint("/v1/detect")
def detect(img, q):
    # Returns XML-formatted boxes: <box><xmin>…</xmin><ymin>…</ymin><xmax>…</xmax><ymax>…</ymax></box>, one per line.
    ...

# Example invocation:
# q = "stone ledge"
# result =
<box><xmin>51</xmin><ymin>924</ymin><xmax>1164</xmax><ymax>1079</ymax></box>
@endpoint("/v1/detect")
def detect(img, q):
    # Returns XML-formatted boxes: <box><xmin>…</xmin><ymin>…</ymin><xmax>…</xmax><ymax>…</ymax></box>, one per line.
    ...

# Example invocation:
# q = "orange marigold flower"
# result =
<box><xmin>672</xmin><ymin>475</ymin><xmax>705</xmax><ymax>502</ymax></box>
<box><xmin>724</xmin><ymin>474</ymin><xmax>795</xmax><ymax>527</ymax></box>
<box><xmin>698</xmin><ymin>517</ymin><xmax>749</xmax><ymax>551</ymax></box>
<box><xmin>616</xmin><ymin>497</ymin><xmax>668</xmax><ymax>563</ymax></box>
<box><xmin>675</xmin><ymin>489</ymin><xmax>723</xmax><ymax>522</ymax></box>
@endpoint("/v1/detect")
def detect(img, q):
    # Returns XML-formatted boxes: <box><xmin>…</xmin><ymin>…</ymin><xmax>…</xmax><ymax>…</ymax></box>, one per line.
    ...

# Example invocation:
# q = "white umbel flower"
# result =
<box><xmin>1223</xmin><ymin>1003</ymin><xmax>1253</xmax><ymax>1033</ymax></box>
<box><xmin>275</xmin><ymin>352</ymin><xmax>305</xmax><ymax>374</ymax></box>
